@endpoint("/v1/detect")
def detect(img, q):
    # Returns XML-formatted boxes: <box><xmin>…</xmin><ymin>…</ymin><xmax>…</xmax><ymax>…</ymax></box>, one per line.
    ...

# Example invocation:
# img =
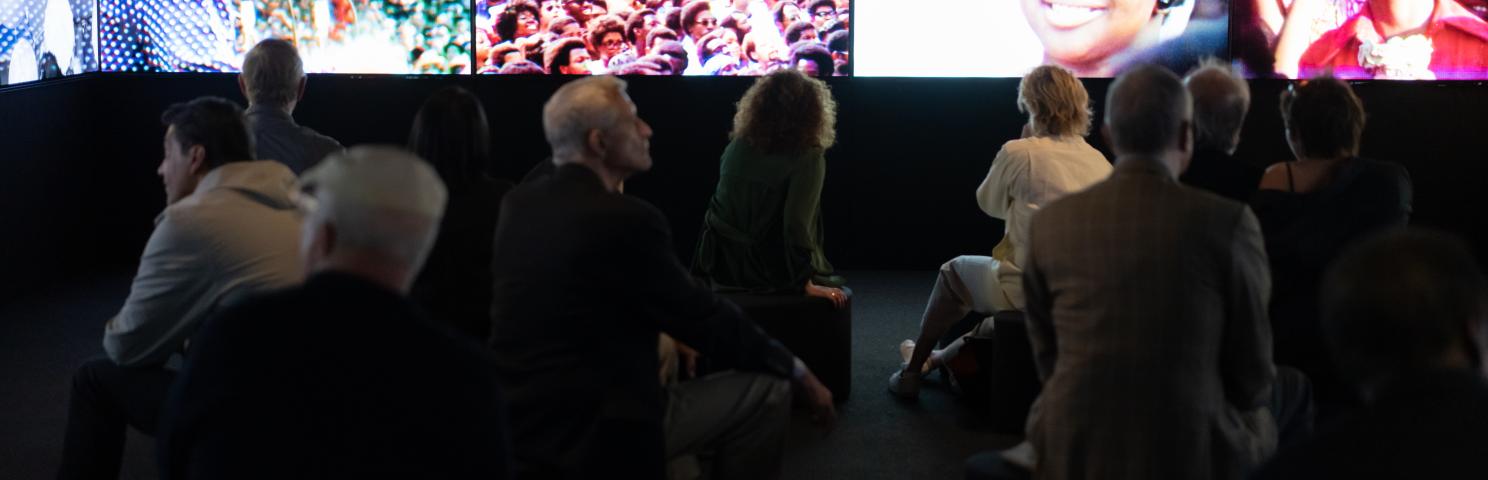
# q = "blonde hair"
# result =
<box><xmin>731</xmin><ymin>69</ymin><xmax>837</xmax><ymax>154</ymax></box>
<box><xmin>1018</xmin><ymin>65</ymin><xmax>1092</xmax><ymax>137</ymax></box>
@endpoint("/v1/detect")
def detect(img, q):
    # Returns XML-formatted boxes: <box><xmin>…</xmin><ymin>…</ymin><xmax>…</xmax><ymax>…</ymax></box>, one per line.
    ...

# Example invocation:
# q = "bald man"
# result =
<box><xmin>489</xmin><ymin>76</ymin><xmax>835</xmax><ymax>479</ymax></box>
<box><xmin>1019</xmin><ymin>65</ymin><xmax>1307</xmax><ymax>479</ymax></box>
<box><xmin>1179</xmin><ymin>61</ymin><xmax>1263</xmax><ymax>203</ymax></box>
<box><xmin>158</xmin><ymin>147</ymin><xmax>510</xmax><ymax>478</ymax></box>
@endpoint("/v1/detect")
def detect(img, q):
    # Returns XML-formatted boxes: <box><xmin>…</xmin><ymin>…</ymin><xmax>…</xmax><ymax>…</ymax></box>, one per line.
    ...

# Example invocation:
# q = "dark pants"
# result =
<box><xmin>57</xmin><ymin>358</ymin><xmax>175</xmax><ymax>480</ymax></box>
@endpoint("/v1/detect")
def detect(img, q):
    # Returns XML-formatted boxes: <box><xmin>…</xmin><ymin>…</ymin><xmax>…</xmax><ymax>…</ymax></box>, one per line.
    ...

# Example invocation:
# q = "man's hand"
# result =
<box><xmin>793</xmin><ymin>361</ymin><xmax>837</xmax><ymax>430</ymax></box>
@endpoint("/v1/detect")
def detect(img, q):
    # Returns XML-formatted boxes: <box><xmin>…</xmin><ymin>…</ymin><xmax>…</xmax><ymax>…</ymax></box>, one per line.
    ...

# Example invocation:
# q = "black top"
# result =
<box><xmin>1180</xmin><ymin>147</ymin><xmax>1263</xmax><ymax>203</ymax></box>
<box><xmin>1253</xmin><ymin>369</ymin><xmax>1488</xmax><ymax>478</ymax></box>
<box><xmin>488</xmin><ymin>164</ymin><xmax>795</xmax><ymax>478</ymax></box>
<box><xmin>1250</xmin><ymin>158</ymin><xmax>1412</xmax><ymax>415</ymax></box>
<box><xmin>158</xmin><ymin>272</ymin><xmax>510</xmax><ymax>480</ymax></box>
<box><xmin>411</xmin><ymin>176</ymin><xmax>514</xmax><ymax>340</ymax></box>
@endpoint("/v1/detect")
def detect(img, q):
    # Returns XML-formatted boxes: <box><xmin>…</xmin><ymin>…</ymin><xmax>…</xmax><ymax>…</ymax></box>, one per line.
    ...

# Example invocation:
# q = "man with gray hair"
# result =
<box><xmin>1016</xmin><ymin>65</ymin><xmax>1307</xmax><ymax>479</ymax></box>
<box><xmin>239</xmin><ymin>39</ymin><xmax>343</xmax><ymax>174</ymax></box>
<box><xmin>1179</xmin><ymin>60</ymin><xmax>1263</xmax><ymax>203</ymax></box>
<box><xmin>490</xmin><ymin>76</ymin><xmax>836</xmax><ymax>479</ymax></box>
<box><xmin>159</xmin><ymin>146</ymin><xmax>510</xmax><ymax>478</ymax></box>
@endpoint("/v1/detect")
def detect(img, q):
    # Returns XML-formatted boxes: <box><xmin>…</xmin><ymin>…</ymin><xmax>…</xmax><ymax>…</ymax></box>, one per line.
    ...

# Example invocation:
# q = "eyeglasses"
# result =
<box><xmin>697</xmin><ymin>18</ymin><xmax>717</xmax><ymax>26</ymax></box>
<box><xmin>813</xmin><ymin>9</ymin><xmax>835</xmax><ymax>18</ymax></box>
<box><xmin>602</xmin><ymin>38</ymin><xmax>626</xmax><ymax>48</ymax></box>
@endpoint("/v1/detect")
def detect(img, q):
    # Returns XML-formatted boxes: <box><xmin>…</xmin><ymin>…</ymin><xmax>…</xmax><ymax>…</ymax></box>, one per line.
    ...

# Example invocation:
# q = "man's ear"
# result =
<box><xmin>237</xmin><ymin>75</ymin><xmax>248</xmax><ymax>100</ymax></box>
<box><xmin>187</xmin><ymin>145</ymin><xmax>208</xmax><ymax>176</ymax></box>
<box><xmin>296</xmin><ymin>77</ymin><xmax>307</xmax><ymax>103</ymax></box>
<box><xmin>586</xmin><ymin>129</ymin><xmax>607</xmax><ymax>158</ymax></box>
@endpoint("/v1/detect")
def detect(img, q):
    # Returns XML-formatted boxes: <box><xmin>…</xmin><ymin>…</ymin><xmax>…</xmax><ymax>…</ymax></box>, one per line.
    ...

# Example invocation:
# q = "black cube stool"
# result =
<box><xmin>965</xmin><ymin>310</ymin><xmax>1041</xmax><ymax>434</ymax></box>
<box><xmin>717</xmin><ymin>289</ymin><xmax>853</xmax><ymax>403</ymax></box>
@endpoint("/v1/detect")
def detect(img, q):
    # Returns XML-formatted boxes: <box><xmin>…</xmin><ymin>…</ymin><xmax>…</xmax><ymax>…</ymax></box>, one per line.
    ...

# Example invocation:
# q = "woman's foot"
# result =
<box><xmin>898</xmin><ymin>340</ymin><xmax>941</xmax><ymax>374</ymax></box>
<box><xmin>888</xmin><ymin>365</ymin><xmax>922</xmax><ymax>399</ymax></box>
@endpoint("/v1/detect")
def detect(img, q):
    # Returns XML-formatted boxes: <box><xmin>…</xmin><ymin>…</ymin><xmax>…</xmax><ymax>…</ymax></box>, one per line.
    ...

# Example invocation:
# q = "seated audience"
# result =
<box><xmin>239</xmin><ymin>39</ymin><xmax>344</xmax><ymax>174</ymax></box>
<box><xmin>691</xmin><ymin>69</ymin><xmax>846</xmax><ymax>301</ymax></box>
<box><xmin>157</xmin><ymin>146</ymin><xmax>510</xmax><ymax>478</ymax></box>
<box><xmin>888</xmin><ymin>65</ymin><xmax>1112</xmax><ymax>398</ymax></box>
<box><xmin>488</xmin><ymin>76</ymin><xmax>835</xmax><ymax>479</ymax></box>
<box><xmin>1179</xmin><ymin>60</ymin><xmax>1263</xmax><ymax>203</ymax></box>
<box><xmin>407</xmin><ymin>87</ymin><xmax>515</xmax><ymax>341</ymax></box>
<box><xmin>1020</xmin><ymin>65</ymin><xmax>1307</xmax><ymax>479</ymax></box>
<box><xmin>1252</xmin><ymin>74</ymin><xmax>1413</xmax><ymax>420</ymax></box>
<box><xmin>1254</xmin><ymin>228</ymin><xmax>1488</xmax><ymax>478</ymax></box>
<box><xmin>58</xmin><ymin>97</ymin><xmax>303</xmax><ymax>479</ymax></box>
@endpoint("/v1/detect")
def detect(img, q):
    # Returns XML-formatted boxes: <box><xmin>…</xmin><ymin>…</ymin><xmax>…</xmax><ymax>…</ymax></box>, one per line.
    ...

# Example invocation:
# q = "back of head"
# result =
<box><xmin>543</xmin><ymin>76</ymin><xmax>628</xmax><ymax>158</ymax></box>
<box><xmin>784</xmin><ymin>21</ymin><xmax>814</xmax><ymax>46</ymax></box>
<box><xmin>1281</xmin><ymin>75</ymin><xmax>1365</xmax><ymax>159</ymax></box>
<box><xmin>241</xmin><ymin>39</ymin><xmax>305</xmax><ymax>109</ymax></box>
<box><xmin>545</xmin><ymin>37</ymin><xmax>588</xmax><ymax>74</ymax></box>
<box><xmin>161</xmin><ymin>96</ymin><xmax>256</xmax><ymax>169</ymax></box>
<box><xmin>824</xmin><ymin>29</ymin><xmax>849</xmax><ymax>54</ymax></box>
<box><xmin>408</xmin><ymin>86</ymin><xmax>493</xmax><ymax>187</ymax></box>
<box><xmin>1018</xmin><ymin>64</ymin><xmax>1091</xmax><ymax>138</ymax></box>
<box><xmin>1322</xmin><ymin>228</ymin><xmax>1488</xmax><ymax>387</ymax></box>
<box><xmin>299</xmin><ymin>146</ymin><xmax>448</xmax><ymax>275</ymax></box>
<box><xmin>1184</xmin><ymin>59</ymin><xmax>1251</xmax><ymax>153</ymax></box>
<box><xmin>732</xmin><ymin>68</ymin><xmax>836</xmax><ymax>154</ymax></box>
<box><xmin>1105</xmin><ymin>64</ymin><xmax>1192</xmax><ymax>156</ymax></box>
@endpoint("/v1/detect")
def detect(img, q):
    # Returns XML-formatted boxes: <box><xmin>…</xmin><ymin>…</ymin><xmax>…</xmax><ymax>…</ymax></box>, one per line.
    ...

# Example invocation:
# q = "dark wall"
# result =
<box><xmin>4</xmin><ymin>74</ymin><xmax>1487</xmax><ymax>304</ymax></box>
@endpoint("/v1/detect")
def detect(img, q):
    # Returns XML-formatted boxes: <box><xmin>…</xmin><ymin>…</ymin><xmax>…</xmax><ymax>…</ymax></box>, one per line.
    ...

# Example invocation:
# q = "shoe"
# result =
<box><xmin>888</xmin><ymin>366</ymin><xmax>921</xmax><ymax>399</ymax></box>
<box><xmin>898</xmin><ymin>340</ymin><xmax>937</xmax><ymax>374</ymax></box>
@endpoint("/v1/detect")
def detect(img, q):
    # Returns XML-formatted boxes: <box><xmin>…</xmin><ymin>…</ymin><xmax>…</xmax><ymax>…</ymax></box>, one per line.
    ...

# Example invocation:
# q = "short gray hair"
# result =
<box><xmin>542</xmin><ymin>76</ymin><xmax>629</xmax><ymax>157</ymax></box>
<box><xmin>299</xmin><ymin>146</ymin><xmax>447</xmax><ymax>271</ymax></box>
<box><xmin>242</xmin><ymin>39</ymin><xmax>305</xmax><ymax>108</ymax></box>
<box><xmin>1105</xmin><ymin>65</ymin><xmax>1193</xmax><ymax>155</ymax></box>
<box><xmin>1184</xmin><ymin>60</ymin><xmax>1251</xmax><ymax>153</ymax></box>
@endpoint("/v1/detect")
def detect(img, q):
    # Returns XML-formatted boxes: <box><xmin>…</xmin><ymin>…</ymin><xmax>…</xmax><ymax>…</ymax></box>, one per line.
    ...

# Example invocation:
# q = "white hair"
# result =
<box><xmin>299</xmin><ymin>146</ymin><xmax>447</xmax><ymax>271</ymax></box>
<box><xmin>542</xmin><ymin>76</ymin><xmax>629</xmax><ymax>158</ymax></box>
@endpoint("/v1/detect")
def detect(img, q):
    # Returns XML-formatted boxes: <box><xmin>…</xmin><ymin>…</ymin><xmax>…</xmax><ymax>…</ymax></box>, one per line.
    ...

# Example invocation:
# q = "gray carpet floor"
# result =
<box><xmin>0</xmin><ymin>270</ymin><xmax>1018</xmax><ymax>479</ymax></box>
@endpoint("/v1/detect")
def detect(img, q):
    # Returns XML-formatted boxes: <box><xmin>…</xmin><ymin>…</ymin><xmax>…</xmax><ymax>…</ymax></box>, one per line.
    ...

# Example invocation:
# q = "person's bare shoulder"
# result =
<box><xmin>1258</xmin><ymin>162</ymin><xmax>1292</xmax><ymax>191</ymax></box>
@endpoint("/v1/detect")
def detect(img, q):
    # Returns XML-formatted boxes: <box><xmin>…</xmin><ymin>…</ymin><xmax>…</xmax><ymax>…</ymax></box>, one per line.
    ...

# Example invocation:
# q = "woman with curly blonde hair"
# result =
<box><xmin>690</xmin><ymin>69</ymin><xmax>846</xmax><ymax>306</ymax></box>
<box><xmin>889</xmin><ymin>65</ymin><xmax>1113</xmax><ymax>398</ymax></box>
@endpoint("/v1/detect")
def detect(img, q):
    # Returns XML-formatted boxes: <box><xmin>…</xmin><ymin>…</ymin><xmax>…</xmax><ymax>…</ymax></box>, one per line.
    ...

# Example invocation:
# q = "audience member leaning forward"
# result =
<box><xmin>58</xmin><ymin>97</ymin><xmax>304</xmax><ymax>479</ymax></box>
<box><xmin>488</xmin><ymin>76</ymin><xmax>836</xmax><ymax>479</ymax></box>
<box><xmin>1009</xmin><ymin>65</ymin><xmax>1313</xmax><ymax>480</ymax></box>
<box><xmin>158</xmin><ymin>146</ymin><xmax>511</xmax><ymax>479</ymax></box>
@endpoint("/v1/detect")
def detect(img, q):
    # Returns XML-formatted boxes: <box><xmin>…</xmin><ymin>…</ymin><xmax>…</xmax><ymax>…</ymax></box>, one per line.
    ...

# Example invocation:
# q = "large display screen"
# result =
<box><xmin>1239</xmin><ymin>0</ymin><xmax>1488</xmax><ymax>79</ymax></box>
<box><xmin>97</xmin><ymin>0</ymin><xmax>472</xmax><ymax>74</ymax></box>
<box><xmin>854</xmin><ymin>0</ymin><xmax>1229</xmax><ymax>78</ymax></box>
<box><xmin>0</xmin><ymin>0</ymin><xmax>97</xmax><ymax>85</ymax></box>
<box><xmin>475</xmin><ymin>0</ymin><xmax>851</xmax><ymax>76</ymax></box>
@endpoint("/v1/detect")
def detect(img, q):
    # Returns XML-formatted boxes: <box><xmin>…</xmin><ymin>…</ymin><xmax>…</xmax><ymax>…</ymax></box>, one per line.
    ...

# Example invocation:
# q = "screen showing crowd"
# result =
<box><xmin>1239</xmin><ymin>0</ymin><xmax>1488</xmax><ymax>79</ymax></box>
<box><xmin>0</xmin><ymin>0</ymin><xmax>96</xmax><ymax>86</ymax></box>
<box><xmin>96</xmin><ymin>0</ymin><xmax>472</xmax><ymax>74</ymax></box>
<box><xmin>854</xmin><ymin>0</ymin><xmax>1229</xmax><ymax>78</ymax></box>
<box><xmin>476</xmin><ymin>0</ymin><xmax>851</xmax><ymax>76</ymax></box>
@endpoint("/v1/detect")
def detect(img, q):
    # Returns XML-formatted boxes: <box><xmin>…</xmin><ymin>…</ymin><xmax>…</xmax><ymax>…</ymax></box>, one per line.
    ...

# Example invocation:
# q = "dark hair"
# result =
<box><xmin>825</xmin><ymin>29</ymin><xmax>849</xmax><ymax>53</ymax></box>
<box><xmin>547</xmin><ymin>15</ymin><xmax>580</xmax><ymax>36</ymax></box>
<box><xmin>773</xmin><ymin>0</ymin><xmax>800</xmax><ymax>27</ymax></box>
<box><xmin>732</xmin><ymin>69</ymin><xmax>836</xmax><ymax>154</ymax></box>
<box><xmin>636</xmin><ymin>55</ymin><xmax>676</xmax><ymax>75</ymax></box>
<box><xmin>821</xmin><ymin>18</ymin><xmax>846</xmax><ymax>37</ymax></box>
<box><xmin>1282</xmin><ymin>75</ymin><xmax>1366</xmax><ymax>159</ymax></box>
<box><xmin>1105</xmin><ymin>64</ymin><xmax>1191</xmax><ymax>155</ymax></box>
<box><xmin>681</xmin><ymin>0</ymin><xmax>713</xmax><ymax>35</ymax></box>
<box><xmin>808</xmin><ymin>0</ymin><xmax>836</xmax><ymax>15</ymax></box>
<box><xmin>499</xmin><ymin>60</ymin><xmax>547</xmax><ymax>74</ymax></box>
<box><xmin>784</xmin><ymin>21</ymin><xmax>815</xmax><ymax>46</ymax></box>
<box><xmin>696</xmin><ymin>29</ymin><xmax>730</xmax><ymax>65</ymax></box>
<box><xmin>663</xmin><ymin>7</ymin><xmax>683</xmax><ymax>33</ymax></box>
<box><xmin>408</xmin><ymin>87</ymin><xmax>493</xmax><ymax>187</ymax></box>
<box><xmin>647</xmin><ymin>27</ymin><xmax>679</xmax><ymax>49</ymax></box>
<box><xmin>654</xmin><ymin>40</ymin><xmax>689</xmax><ymax>74</ymax></box>
<box><xmin>719</xmin><ymin>14</ymin><xmax>747</xmax><ymax>43</ymax></box>
<box><xmin>489</xmin><ymin>42</ymin><xmax>522</xmax><ymax>68</ymax></box>
<box><xmin>497</xmin><ymin>0</ymin><xmax>540</xmax><ymax>41</ymax></box>
<box><xmin>588</xmin><ymin>14</ymin><xmax>628</xmax><ymax>56</ymax></box>
<box><xmin>1322</xmin><ymin>228</ymin><xmax>1488</xmax><ymax>384</ymax></box>
<box><xmin>789</xmin><ymin>41</ymin><xmax>834</xmax><ymax>78</ymax></box>
<box><xmin>160</xmin><ymin>97</ymin><xmax>255</xmax><ymax>169</ymax></box>
<box><xmin>545</xmin><ymin>37</ymin><xmax>588</xmax><ymax>75</ymax></box>
<box><xmin>626</xmin><ymin>9</ymin><xmax>657</xmax><ymax>43</ymax></box>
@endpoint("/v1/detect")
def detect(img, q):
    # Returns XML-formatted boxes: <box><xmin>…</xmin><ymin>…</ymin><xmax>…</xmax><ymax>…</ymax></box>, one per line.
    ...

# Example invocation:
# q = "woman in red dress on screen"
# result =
<box><xmin>1298</xmin><ymin>0</ymin><xmax>1488</xmax><ymax>79</ymax></box>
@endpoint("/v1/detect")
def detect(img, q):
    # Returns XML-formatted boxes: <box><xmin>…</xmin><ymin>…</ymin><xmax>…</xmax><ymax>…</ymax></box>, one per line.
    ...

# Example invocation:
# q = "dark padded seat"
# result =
<box><xmin>965</xmin><ymin>310</ymin><xmax>1040</xmax><ymax>434</ymax></box>
<box><xmin>716</xmin><ymin>289</ymin><xmax>853</xmax><ymax>403</ymax></box>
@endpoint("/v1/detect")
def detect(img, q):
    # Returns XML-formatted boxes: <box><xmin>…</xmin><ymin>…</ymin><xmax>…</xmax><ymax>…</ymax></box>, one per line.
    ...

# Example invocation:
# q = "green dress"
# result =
<box><xmin>691</xmin><ymin>139</ymin><xmax>841</xmax><ymax>293</ymax></box>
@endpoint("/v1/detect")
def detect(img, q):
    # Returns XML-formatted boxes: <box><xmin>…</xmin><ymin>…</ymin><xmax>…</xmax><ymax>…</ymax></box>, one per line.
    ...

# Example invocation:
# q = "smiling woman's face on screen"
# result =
<box><xmin>1021</xmin><ymin>0</ymin><xmax>1159</xmax><ymax>73</ymax></box>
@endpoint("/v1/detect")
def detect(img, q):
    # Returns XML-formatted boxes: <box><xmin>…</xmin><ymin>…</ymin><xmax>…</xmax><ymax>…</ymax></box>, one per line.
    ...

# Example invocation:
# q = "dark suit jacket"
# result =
<box><xmin>1023</xmin><ymin>157</ymin><xmax>1277</xmax><ymax>480</ymax></box>
<box><xmin>1181</xmin><ymin>148</ymin><xmax>1263</xmax><ymax>203</ymax></box>
<box><xmin>411</xmin><ymin>176</ymin><xmax>514</xmax><ymax>340</ymax></box>
<box><xmin>488</xmin><ymin>164</ymin><xmax>794</xmax><ymax>478</ymax></box>
<box><xmin>1254</xmin><ymin>369</ymin><xmax>1488</xmax><ymax>479</ymax></box>
<box><xmin>158</xmin><ymin>272</ymin><xmax>510</xmax><ymax>479</ymax></box>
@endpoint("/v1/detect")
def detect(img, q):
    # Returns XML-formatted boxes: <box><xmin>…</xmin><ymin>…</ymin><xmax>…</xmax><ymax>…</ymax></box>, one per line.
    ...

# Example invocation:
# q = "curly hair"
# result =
<box><xmin>731</xmin><ymin>69</ymin><xmax>837</xmax><ymax>154</ymax></box>
<box><xmin>1281</xmin><ymin>74</ymin><xmax>1366</xmax><ymax>159</ymax></box>
<box><xmin>497</xmin><ymin>0</ymin><xmax>540</xmax><ymax>41</ymax></box>
<box><xmin>1018</xmin><ymin>64</ymin><xmax>1092</xmax><ymax>137</ymax></box>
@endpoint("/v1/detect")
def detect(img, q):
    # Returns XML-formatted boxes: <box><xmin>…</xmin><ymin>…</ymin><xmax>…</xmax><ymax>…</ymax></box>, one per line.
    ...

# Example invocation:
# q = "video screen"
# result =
<box><xmin>97</xmin><ymin>0</ymin><xmax>472</xmax><ymax>74</ymax></box>
<box><xmin>854</xmin><ymin>0</ymin><xmax>1229</xmax><ymax>77</ymax></box>
<box><xmin>0</xmin><ymin>0</ymin><xmax>97</xmax><ymax>86</ymax></box>
<box><xmin>1239</xmin><ymin>0</ymin><xmax>1488</xmax><ymax>79</ymax></box>
<box><xmin>475</xmin><ymin>0</ymin><xmax>851</xmax><ymax>76</ymax></box>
